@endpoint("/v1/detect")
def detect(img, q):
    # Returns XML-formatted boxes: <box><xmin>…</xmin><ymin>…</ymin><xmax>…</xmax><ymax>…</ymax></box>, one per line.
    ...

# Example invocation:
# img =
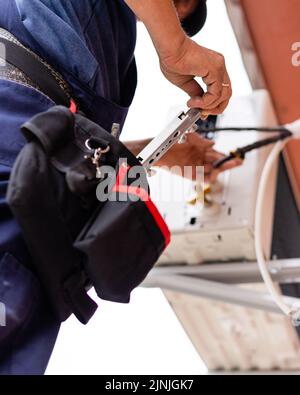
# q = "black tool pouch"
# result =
<box><xmin>7</xmin><ymin>106</ymin><xmax>170</xmax><ymax>324</ymax></box>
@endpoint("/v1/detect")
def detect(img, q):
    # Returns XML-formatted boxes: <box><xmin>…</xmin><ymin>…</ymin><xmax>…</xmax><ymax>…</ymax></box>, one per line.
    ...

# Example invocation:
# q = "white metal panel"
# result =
<box><xmin>164</xmin><ymin>287</ymin><xmax>300</xmax><ymax>371</ymax></box>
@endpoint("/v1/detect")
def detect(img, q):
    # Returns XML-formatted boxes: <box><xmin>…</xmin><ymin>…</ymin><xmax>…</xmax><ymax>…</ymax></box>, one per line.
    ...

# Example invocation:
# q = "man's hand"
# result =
<box><xmin>155</xmin><ymin>132</ymin><xmax>242</xmax><ymax>182</ymax></box>
<box><xmin>160</xmin><ymin>37</ymin><xmax>232</xmax><ymax>117</ymax></box>
<box><xmin>125</xmin><ymin>133</ymin><xmax>242</xmax><ymax>182</ymax></box>
<box><xmin>125</xmin><ymin>0</ymin><xmax>232</xmax><ymax>117</ymax></box>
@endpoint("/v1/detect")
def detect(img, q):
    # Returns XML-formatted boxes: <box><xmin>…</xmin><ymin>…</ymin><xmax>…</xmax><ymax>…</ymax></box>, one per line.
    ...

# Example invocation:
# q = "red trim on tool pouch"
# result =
<box><xmin>69</xmin><ymin>100</ymin><xmax>77</xmax><ymax>114</ymax></box>
<box><xmin>113</xmin><ymin>163</ymin><xmax>171</xmax><ymax>247</ymax></box>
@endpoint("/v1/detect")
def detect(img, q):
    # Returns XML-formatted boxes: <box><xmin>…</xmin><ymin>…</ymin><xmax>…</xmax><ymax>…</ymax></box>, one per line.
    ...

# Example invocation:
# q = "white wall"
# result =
<box><xmin>46</xmin><ymin>0</ymin><xmax>252</xmax><ymax>375</ymax></box>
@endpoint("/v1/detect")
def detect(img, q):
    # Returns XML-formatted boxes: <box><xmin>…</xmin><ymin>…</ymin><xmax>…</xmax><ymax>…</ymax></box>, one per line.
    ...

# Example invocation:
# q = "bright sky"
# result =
<box><xmin>46</xmin><ymin>0</ymin><xmax>252</xmax><ymax>375</ymax></box>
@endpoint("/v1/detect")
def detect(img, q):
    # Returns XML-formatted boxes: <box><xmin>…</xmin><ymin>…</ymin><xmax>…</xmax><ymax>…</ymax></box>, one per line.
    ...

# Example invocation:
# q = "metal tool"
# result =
<box><xmin>137</xmin><ymin>108</ymin><xmax>202</xmax><ymax>171</ymax></box>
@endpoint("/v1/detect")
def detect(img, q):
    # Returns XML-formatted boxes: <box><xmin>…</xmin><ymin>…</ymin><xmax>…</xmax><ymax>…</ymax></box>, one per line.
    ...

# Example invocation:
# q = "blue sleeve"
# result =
<box><xmin>14</xmin><ymin>0</ymin><xmax>98</xmax><ymax>85</ymax></box>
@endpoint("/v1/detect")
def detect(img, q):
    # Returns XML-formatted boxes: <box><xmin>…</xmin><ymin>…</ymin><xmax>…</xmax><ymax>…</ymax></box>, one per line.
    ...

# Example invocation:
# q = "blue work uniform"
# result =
<box><xmin>0</xmin><ymin>0</ymin><xmax>137</xmax><ymax>375</ymax></box>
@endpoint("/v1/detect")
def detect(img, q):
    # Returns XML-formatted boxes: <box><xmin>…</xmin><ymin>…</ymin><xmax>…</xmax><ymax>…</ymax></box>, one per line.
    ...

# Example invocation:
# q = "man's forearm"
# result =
<box><xmin>124</xmin><ymin>0</ymin><xmax>186</xmax><ymax>59</ymax></box>
<box><xmin>124</xmin><ymin>138</ymin><xmax>152</xmax><ymax>157</ymax></box>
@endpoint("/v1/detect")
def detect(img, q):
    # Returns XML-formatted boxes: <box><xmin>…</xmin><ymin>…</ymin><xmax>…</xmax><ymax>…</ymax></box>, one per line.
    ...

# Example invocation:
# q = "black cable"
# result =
<box><xmin>198</xmin><ymin>126</ymin><xmax>290</xmax><ymax>134</ymax></box>
<box><xmin>197</xmin><ymin>126</ymin><xmax>293</xmax><ymax>169</ymax></box>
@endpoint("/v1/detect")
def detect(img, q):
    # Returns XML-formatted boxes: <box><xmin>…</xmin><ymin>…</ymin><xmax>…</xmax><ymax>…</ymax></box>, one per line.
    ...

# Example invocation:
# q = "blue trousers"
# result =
<box><xmin>0</xmin><ymin>81</ymin><xmax>61</xmax><ymax>375</ymax></box>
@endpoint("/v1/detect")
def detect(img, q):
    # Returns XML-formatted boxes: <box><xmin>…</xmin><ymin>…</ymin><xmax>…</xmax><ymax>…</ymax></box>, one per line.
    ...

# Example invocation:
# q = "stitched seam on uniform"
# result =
<box><xmin>83</xmin><ymin>0</ymin><xmax>99</xmax><ymax>34</ymax></box>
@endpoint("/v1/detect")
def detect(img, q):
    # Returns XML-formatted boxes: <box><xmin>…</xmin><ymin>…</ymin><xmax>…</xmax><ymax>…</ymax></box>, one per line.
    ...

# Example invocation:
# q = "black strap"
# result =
<box><xmin>0</xmin><ymin>37</ymin><xmax>71</xmax><ymax>107</ymax></box>
<box><xmin>64</xmin><ymin>272</ymin><xmax>98</xmax><ymax>325</ymax></box>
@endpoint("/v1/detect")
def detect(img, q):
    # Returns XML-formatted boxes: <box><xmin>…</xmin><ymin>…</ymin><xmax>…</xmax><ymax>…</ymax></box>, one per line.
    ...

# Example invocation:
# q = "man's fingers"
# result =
<box><xmin>204</xmin><ymin>149</ymin><xmax>224</xmax><ymax>162</ymax></box>
<box><xmin>187</xmin><ymin>95</ymin><xmax>207</xmax><ymax>109</ymax></box>
<box><xmin>204</xmin><ymin>148</ymin><xmax>243</xmax><ymax>182</ymax></box>
<box><xmin>187</xmin><ymin>82</ymin><xmax>222</xmax><ymax>110</ymax></box>
<box><xmin>202</xmin><ymin>78</ymin><xmax>231</xmax><ymax>112</ymax></box>
<box><xmin>202</xmin><ymin>98</ymin><xmax>230</xmax><ymax>116</ymax></box>
<box><xmin>219</xmin><ymin>158</ymin><xmax>244</xmax><ymax>170</ymax></box>
<box><xmin>209</xmin><ymin>158</ymin><xmax>243</xmax><ymax>182</ymax></box>
<box><xmin>205</xmin><ymin>150</ymin><xmax>243</xmax><ymax>167</ymax></box>
<box><xmin>187</xmin><ymin>132</ymin><xmax>214</xmax><ymax>149</ymax></box>
<box><xmin>190</xmin><ymin>87</ymin><xmax>231</xmax><ymax>117</ymax></box>
<box><xmin>202</xmin><ymin>75</ymin><xmax>224</xmax><ymax>107</ymax></box>
<box><xmin>180</xmin><ymin>78</ymin><xmax>204</xmax><ymax>99</ymax></box>
<box><xmin>187</xmin><ymin>84</ymin><xmax>231</xmax><ymax>114</ymax></box>
<box><xmin>188</xmin><ymin>70</ymin><xmax>232</xmax><ymax>115</ymax></box>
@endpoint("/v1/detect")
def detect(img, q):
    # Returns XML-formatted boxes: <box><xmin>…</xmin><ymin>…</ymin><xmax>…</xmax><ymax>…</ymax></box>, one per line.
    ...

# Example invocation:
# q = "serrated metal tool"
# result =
<box><xmin>137</xmin><ymin>108</ymin><xmax>202</xmax><ymax>171</ymax></box>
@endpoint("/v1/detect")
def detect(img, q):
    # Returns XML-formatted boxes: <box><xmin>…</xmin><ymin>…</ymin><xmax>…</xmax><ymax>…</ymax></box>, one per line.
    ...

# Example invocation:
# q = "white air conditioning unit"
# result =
<box><xmin>150</xmin><ymin>90</ymin><xmax>278</xmax><ymax>265</ymax></box>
